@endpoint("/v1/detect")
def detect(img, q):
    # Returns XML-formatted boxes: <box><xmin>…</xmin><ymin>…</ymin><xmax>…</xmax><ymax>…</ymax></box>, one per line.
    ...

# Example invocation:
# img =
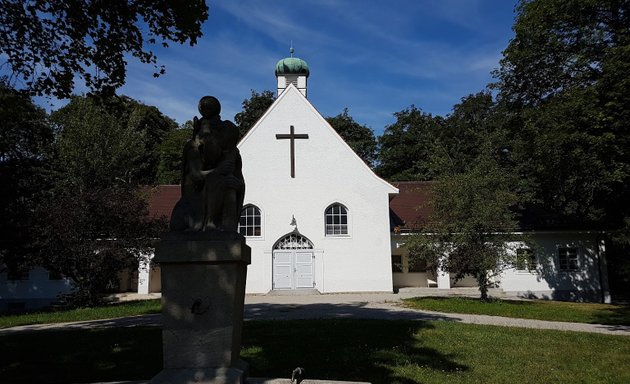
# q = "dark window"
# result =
<box><xmin>325</xmin><ymin>203</ymin><xmax>348</xmax><ymax>236</ymax></box>
<box><xmin>516</xmin><ymin>248</ymin><xmax>536</xmax><ymax>271</ymax></box>
<box><xmin>558</xmin><ymin>247</ymin><xmax>578</xmax><ymax>271</ymax></box>
<box><xmin>7</xmin><ymin>270</ymin><xmax>29</xmax><ymax>281</ymax></box>
<box><xmin>408</xmin><ymin>258</ymin><xmax>427</xmax><ymax>273</ymax></box>
<box><xmin>238</xmin><ymin>205</ymin><xmax>262</xmax><ymax>237</ymax></box>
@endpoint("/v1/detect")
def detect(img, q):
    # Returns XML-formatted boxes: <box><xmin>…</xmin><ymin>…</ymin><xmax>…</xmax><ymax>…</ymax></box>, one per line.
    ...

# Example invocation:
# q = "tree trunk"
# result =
<box><xmin>477</xmin><ymin>272</ymin><xmax>489</xmax><ymax>301</ymax></box>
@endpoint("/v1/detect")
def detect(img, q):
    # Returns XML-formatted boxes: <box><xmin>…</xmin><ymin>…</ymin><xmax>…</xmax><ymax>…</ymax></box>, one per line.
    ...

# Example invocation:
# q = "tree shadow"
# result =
<box><xmin>0</xmin><ymin>327</ymin><xmax>162</xmax><ymax>383</ymax></box>
<box><xmin>242</xmin><ymin>318</ymin><xmax>468</xmax><ymax>384</ymax></box>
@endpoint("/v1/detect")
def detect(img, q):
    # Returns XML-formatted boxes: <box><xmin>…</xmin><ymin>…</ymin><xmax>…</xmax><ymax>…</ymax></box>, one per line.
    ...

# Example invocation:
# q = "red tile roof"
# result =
<box><xmin>145</xmin><ymin>185</ymin><xmax>180</xmax><ymax>220</ymax></box>
<box><xmin>389</xmin><ymin>181</ymin><xmax>434</xmax><ymax>231</ymax></box>
<box><xmin>145</xmin><ymin>182</ymin><xmax>435</xmax><ymax>232</ymax></box>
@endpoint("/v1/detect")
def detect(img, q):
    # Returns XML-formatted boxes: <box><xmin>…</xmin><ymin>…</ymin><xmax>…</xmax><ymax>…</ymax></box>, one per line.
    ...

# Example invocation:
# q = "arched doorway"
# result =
<box><xmin>272</xmin><ymin>231</ymin><xmax>315</xmax><ymax>290</ymax></box>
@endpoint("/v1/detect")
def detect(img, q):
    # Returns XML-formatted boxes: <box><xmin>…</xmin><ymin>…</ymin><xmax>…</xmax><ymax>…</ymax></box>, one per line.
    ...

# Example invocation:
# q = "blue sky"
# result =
<box><xmin>38</xmin><ymin>0</ymin><xmax>519</xmax><ymax>136</ymax></box>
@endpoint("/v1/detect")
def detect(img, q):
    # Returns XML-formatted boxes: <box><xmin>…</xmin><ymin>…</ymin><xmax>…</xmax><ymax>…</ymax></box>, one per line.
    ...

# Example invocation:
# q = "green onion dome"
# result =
<box><xmin>275</xmin><ymin>56</ymin><xmax>310</xmax><ymax>77</ymax></box>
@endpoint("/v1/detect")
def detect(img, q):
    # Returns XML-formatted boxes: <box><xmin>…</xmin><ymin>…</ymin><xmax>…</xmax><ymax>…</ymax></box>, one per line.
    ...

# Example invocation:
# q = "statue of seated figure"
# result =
<box><xmin>170</xmin><ymin>96</ymin><xmax>245</xmax><ymax>233</ymax></box>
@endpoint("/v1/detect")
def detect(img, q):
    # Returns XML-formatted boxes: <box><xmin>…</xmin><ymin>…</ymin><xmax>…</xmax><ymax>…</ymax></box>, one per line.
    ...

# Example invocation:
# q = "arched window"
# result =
<box><xmin>238</xmin><ymin>205</ymin><xmax>261</xmax><ymax>237</ymax></box>
<box><xmin>325</xmin><ymin>203</ymin><xmax>348</xmax><ymax>236</ymax></box>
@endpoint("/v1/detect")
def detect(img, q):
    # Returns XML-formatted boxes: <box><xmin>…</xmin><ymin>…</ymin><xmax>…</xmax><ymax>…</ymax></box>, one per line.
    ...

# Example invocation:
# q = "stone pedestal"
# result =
<box><xmin>150</xmin><ymin>232</ymin><xmax>251</xmax><ymax>384</ymax></box>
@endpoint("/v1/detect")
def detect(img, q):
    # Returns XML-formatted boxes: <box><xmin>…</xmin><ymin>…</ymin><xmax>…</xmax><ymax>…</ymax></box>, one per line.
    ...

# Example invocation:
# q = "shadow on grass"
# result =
<box><xmin>591</xmin><ymin>304</ymin><xmax>630</xmax><ymax>327</ymax></box>
<box><xmin>0</xmin><ymin>327</ymin><xmax>162</xmax><ymax>383</ymax></box>
<box><xmin>242</xmin><ymin>319</ymin><xmax>467</xmax><ymax>384</ymax></box>
<box><xmin>0</xmin><ymin>318</ymin><xmax>468</xmax><ymax>384</ymax></box>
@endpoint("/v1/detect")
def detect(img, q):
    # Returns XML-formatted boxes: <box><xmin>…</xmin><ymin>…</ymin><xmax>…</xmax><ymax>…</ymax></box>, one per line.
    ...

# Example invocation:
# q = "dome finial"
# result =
<box><xmin>290</xmin><ymin>41</ymin><xmax>294</xmax><ymax>57</ymax></box>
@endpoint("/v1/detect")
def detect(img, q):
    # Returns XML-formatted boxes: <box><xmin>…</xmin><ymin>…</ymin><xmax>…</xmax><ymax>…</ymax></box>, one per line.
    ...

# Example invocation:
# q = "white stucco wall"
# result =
<box><xmin>239</xmin><ymin>85</ymin><xmax>397</xmax><ymax>293</ymax></box>
<box><xmin>0</xmin><ymin>267</ymin><xmax>73</xmax><ymax>310</ymax></box>
<box><xmin>389</xmin><ymin>231</ymin><xmax>608</xmax><ymax>301</ymax></box>
<box><xmin>500</xmin><ymin>232</ymin><xmax>606</xmax><ymax>301</ymax></box>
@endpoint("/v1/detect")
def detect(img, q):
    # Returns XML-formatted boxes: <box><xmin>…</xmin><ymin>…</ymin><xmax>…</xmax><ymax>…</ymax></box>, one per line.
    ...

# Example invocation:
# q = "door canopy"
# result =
<box><xmin>273</xmin><ymin>231</ymin><xmax>314</xmax><ymax>250</ymax></box>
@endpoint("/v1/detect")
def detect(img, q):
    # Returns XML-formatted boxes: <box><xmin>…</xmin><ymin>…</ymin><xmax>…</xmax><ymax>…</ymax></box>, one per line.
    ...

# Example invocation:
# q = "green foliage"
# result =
<box><xmin>234</xmin><ymin>90</ymin><xmax>276</xmax><ymax>138</ymax></box>
<box><xmin>432</xmin><ymin>92</ymin><xmax>496</xmax><ymax>175</ymax></box>
<box><xmin>0</xmin><ymin>82</ymin><xmax>53</xmax><ymax>272</ymax></box>
<box><xmin>34</xmin><ymin>187</ymin><xmax>164</xmax><ymax>307</ymax></box>
<box><xmin>494</xmin><ymin>0</ymin><xmax>630</xmax><ymax>230</ymax></box>
<box><xmin>377</xmin><ymin>106</ymin><xmax>444</xmax><ymax>181</ymax></box>
<box><xmin>495</xmin><ymin>0</ymin><xmax>629</xmax><ymax>107</ymax></box>
<box><xmin>50</xmin><ymin>95</ymin><xmax>177</xmax><ymax>186</ymax></box>
<box><xmin>326</xmin><ymin>108</ymin><xmax>377</xmax><ymax>167</ymax></box>
<box><xmin>121</xmin><ymin>98</ymin><xmax>178</xmax><ymax>184</ymax></box>
<box><xmin>51</xmin><ymin>97</ymin><xmax>146</xmax><ymax>187</ymax></box>
<box><xmin>403</xmin><ymin>297</ymin><xmax>630</xmax><ymax>325</ymax></box>
<box><xmin>156</xmin><ymin>122</ymin><xmax>193</xmax><ymax>185</ymax></box>
<box><xmin>0</xmin><ymin>0</ymin><xmax>208</xmax><ymax>97</ymax></box>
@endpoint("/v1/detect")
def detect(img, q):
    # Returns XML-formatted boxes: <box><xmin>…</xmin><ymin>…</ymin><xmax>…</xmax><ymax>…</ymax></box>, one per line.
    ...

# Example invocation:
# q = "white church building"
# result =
<box><xmin>236</xmin><ymin>57</ymin><xmax>398</xmax><ymax>293</ymax></box>
<box><xmin>141</xmin><ymin>53</ymin><xmax>399</xmax><ymax>295</ymax></box>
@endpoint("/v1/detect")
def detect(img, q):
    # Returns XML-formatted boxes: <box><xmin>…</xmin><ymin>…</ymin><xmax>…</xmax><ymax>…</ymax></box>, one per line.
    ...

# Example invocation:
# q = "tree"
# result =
<box><xmin>493</xmin><ymin>0</ymin><xmax>630</xmax><ymax>229</ymax></box>
<box><xmin>50</xmin><ymin>96</ymin><xmax>147</xmax><ymax>186</ymax></box>
<box><xmin>376</xmin><ymin>106</ymin><xmax>444</xmax><ymax>181</ymax></box>
<box><xmin>50</xmin><ymin>95</ymin><xmax>177</xmax><ymax>185</ymax></box>
<box><xmin>326</xmin><ymin>108</ymin><xmax>377</xmax><ymax>167</ymax></box>
<box><xmin>36</xmin><ymin>186</ymin><xmax>163</xmax><ymax>306</ymax></box>
<box><xmin>115</xmin><ymin>96</ymin><xmax>178</xmax><ymax>184</ymax></box>
<box><xmin>156</xmin><ymin>121</ymin><xmax>193</xmax><ymax>185</ymax></box>
<box><xmin>407</xmin><ymin>150</ymin><xmax>526</xmax><ymax>300</ymax></box>
<box><xmin>35</xmin><ymin>95</ymin><xmax>166</xmax><ymax>306</ymax></box>
<box><xmin>0</xmin><ymin>0</ymin><xmax>208</xmax><ymax>98</ymax></box>
<box><xmin>0</xmin><ymin>81</ymin><xmax>53</xmax><ymax>273</ymax></box>
<box><xmin>431</xmin><ymin>92</ymin><xmax>497</xmax><ymax>175</ymax></box>
<box><xmin>234</xmin><ymin>90</ymin><xmax>276</xmax><ymax>138</ymax></box>
<box><xmin>494</xmin><ymin>0</ymin><xmax>630</xmax><ymax>107</ymax></box>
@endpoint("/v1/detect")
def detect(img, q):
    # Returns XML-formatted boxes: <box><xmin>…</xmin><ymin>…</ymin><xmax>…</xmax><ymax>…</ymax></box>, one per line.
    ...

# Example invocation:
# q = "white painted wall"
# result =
<box><xmin>239</xmin><ymin>85</ymin><xmax>397</xmax><ymax>293</ymax></box>
<box><xmin>0</xmin><ymin>267</ymin><xmax>73</xmax><ymax>310</ymax></box>
<box><xmin>500</xmin><ymin>232</ymin><xmax>606</xmax><ymax>301</ymax></box>
<box><xmin>388</xmin><ymin>231</ymin><xmax>608</xmax><ymax>301</ymax></box>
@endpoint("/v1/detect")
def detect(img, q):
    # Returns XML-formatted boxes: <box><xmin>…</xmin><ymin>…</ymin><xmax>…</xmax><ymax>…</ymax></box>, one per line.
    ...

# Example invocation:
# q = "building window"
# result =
<box><xmin>7</xmin><ymin>270</ymin><xmax>29</xmax><ymax>281</ymax></box>
<box><xmin>325</xmin><ymin>203</ymin><xmax>348</xmax><ymax>236</ymax></box>
<box><xmin>238</xmin><ymin>205</ymin><xmax>262</xmax><ymax>237</ymax></box>
<box><xmin>558</xmin><ymin>247</ymin><xmax>578</xmax><ymax>271</ymax></box>
<box><xmin>408</xmin><ymin>257</ymin><xmax>427</xmax><ymax>273</ymax></box>
<box><xmin>392</xmin><ymin>255</ymin><xmax>403</xmax><ymax>273</ymax></box>
<box><xmin>516</xmin><ymin>248</ymin><xmax>536</xmax><ymax>271</ymax></box>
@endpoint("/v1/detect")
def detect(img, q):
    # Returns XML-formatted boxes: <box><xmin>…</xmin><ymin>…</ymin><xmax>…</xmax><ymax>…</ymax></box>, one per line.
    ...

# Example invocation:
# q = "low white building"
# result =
<box><xmin>389</xmin><ymin>182</ymin><xmax>611</xmax><ymax>302</ymax></box>
<box><xmin>0</xmin><ymin>267</ymin><xmax>72</xmax><ymax>311</ymax></box>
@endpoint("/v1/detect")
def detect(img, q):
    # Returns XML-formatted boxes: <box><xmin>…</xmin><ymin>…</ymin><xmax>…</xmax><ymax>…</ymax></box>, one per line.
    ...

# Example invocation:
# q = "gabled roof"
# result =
<box><xmin>239</xmin><ymin>84</ymin><xmax>398</xmax><ymax>195</ymax></box>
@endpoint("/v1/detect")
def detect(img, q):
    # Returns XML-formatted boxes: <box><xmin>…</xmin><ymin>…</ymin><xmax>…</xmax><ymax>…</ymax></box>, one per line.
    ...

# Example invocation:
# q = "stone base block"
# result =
<box><xmin>150</xmin><ymin>364</ymin><xmax>248</xmax><ymax>384</ymax></box>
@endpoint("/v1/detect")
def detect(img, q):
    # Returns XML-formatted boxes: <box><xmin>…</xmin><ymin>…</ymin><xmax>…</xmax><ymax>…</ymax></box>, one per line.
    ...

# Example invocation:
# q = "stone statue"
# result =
<box><xmin>170</xmin><ymin>96</ymin><xmax>245</xmax><ymax>232</ymax></box>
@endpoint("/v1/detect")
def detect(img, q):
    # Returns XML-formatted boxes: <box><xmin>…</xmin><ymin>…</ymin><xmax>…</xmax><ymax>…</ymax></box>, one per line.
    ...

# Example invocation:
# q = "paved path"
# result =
<box><xmin>1</xmin><ymin>292</ymin><xmax>629</xmax><ymax>336</ymax></box>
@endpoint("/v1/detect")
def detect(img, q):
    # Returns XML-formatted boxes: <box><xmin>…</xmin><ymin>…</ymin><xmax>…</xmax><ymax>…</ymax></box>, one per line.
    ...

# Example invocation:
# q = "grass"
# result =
<box><xmin>1</xmin><ymin>319</ymin><xmax>629</xmax><ymax>384</ymax></box>
<box><xmin>0</xmin><ymin>299</ymin><xmax>161</xmax><ymax>329</ymax></box>
<box><xmin>402</xmin><ymin>297</ymin><xmax>630</xmax><ymax>325</ymax></box>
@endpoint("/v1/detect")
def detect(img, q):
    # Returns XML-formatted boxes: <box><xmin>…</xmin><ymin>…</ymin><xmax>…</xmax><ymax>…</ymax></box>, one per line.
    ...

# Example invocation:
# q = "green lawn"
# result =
<box><xmin>0</xmin><ymin>299</ymin><xmax>161</xmax><ymax>329</ymax></box>
<box><xmin>1</xmin><ymin>319</ymin><xmax>629</xmax><ymax>384</ymax></box>
<box><xmin>403</xmin><ymin>297</ymin><xmax>630</xmax><ymax>325</ymax></box>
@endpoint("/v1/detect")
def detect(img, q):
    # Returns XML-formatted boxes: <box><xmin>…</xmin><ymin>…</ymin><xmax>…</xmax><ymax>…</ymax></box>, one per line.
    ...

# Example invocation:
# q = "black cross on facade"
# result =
<box><xmin>276</xmin><ymin>125</ymin><xmax>309</xmax><ymax>178</ymax></box>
